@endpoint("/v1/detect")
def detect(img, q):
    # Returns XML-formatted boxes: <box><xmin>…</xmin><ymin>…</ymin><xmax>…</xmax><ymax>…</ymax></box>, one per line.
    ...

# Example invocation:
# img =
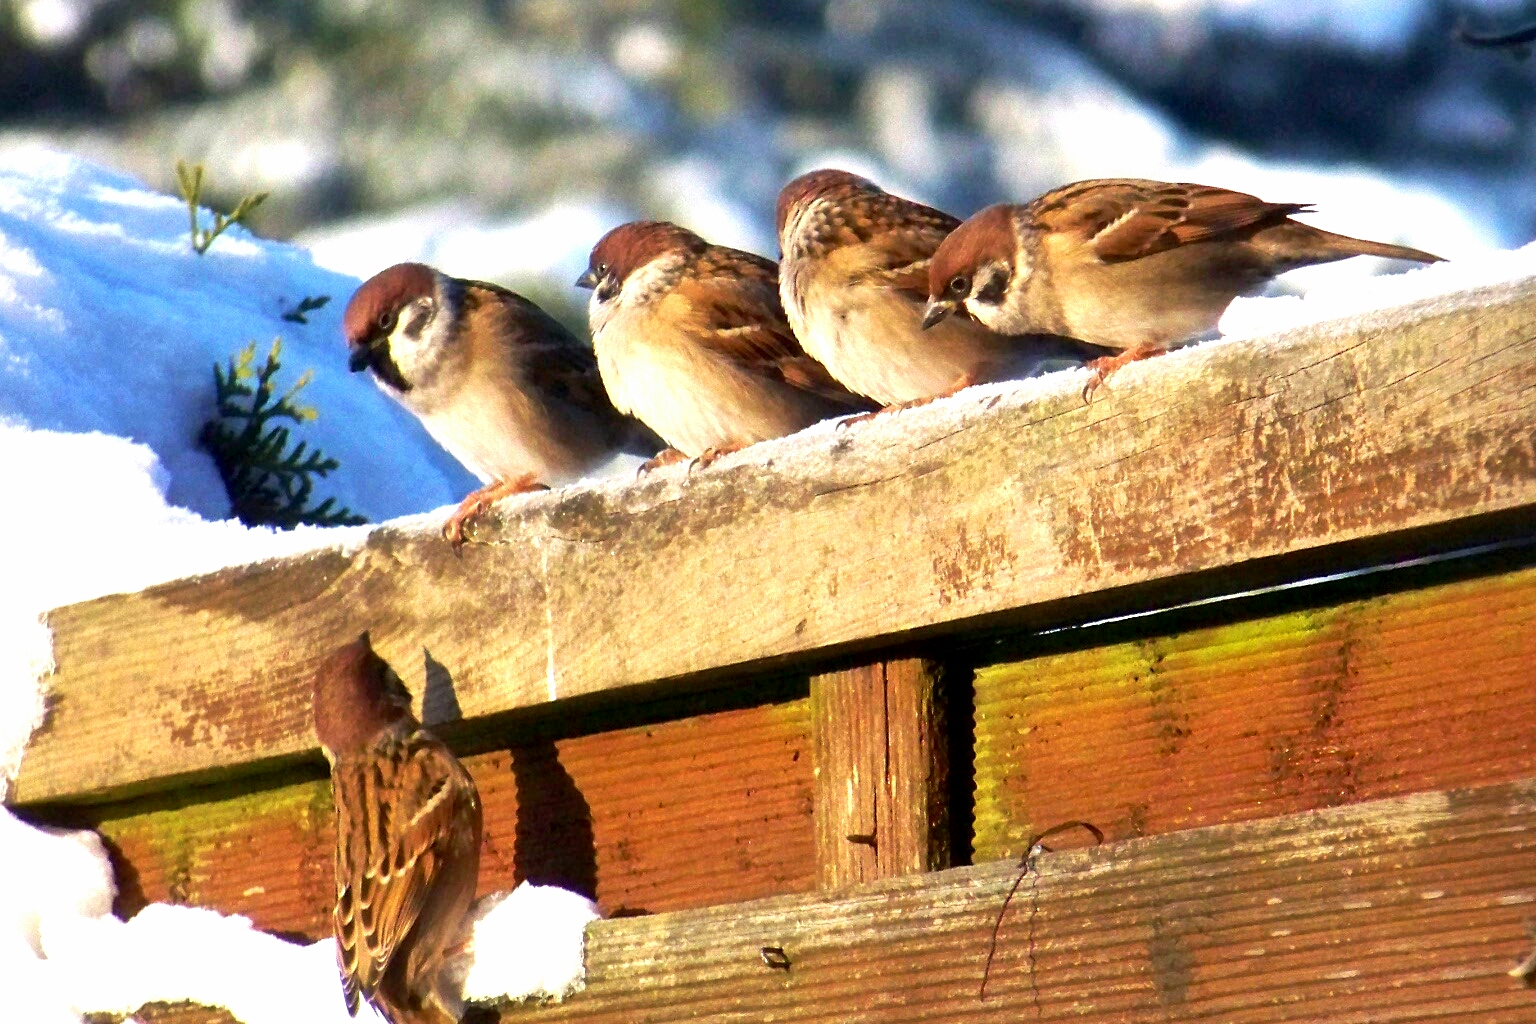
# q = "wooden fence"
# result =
<box><xmin>15</xmin><ymin>276</ymin><xmax>1536</xmax><ymax>1022</ymax></box>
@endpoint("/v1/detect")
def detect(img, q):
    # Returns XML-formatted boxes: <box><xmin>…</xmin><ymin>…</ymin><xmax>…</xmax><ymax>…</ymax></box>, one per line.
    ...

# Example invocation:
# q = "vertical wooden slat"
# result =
<box><xmin>885</xmin><ymin>659</ymin><xmax>949</xmax><ymax>876</ymax></box>
<box><xmin>811</xmin><ymin>658</ymin><xmax>949</xmax><ymax>888</ymax></box>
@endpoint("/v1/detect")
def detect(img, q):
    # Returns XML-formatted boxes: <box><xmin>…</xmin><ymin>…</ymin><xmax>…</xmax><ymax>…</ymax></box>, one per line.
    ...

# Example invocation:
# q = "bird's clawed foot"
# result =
<box><xmin>638</xmin><ymin>448</ymin><xmax>691</xmax><ymax>475</ymax></box>
<box><xmin>638</xmin><ymin>444</ymin><xmax>746</xmax><ymax>477</ymax></box>
<box><xmin>689</xmin><ymin>443</ymin><xmax>747</xmax><ymax>474</ymax></box>
<box><xmin>441</xmin><ymin>472</ymin><xmax>549</xmax><ymax>550</ymax></box>
<box><xmin>1080</xmin><ymin>345</ymin><xmax>1166</xmax><ymax>402</ymax></box>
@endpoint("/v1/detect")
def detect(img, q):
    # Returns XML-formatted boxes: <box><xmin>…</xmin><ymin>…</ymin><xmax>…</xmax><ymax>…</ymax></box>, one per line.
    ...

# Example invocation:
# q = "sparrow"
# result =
<box><xmin>343</xmin><ymin>263</ymin><xmax>659</xmax><ymax>546</ymax></box>
<box><xmin>314</xmin><ymin>633</ymin><xmax>483</xmax><ymax>1024</ymax></box>
<box><xmin>576</xmin><ymin>220</ymin><xmax>873</xmax><ymax>467</ymax></box>
<box><xmin>775</xmin><ymin>168</ymin><xmax>1104</xmax><ymax>408</ymax></box>
<box><xmin>923</xmin><ymin>179</ymin><xmax>1443</xmax><ymax>392</ymax></box>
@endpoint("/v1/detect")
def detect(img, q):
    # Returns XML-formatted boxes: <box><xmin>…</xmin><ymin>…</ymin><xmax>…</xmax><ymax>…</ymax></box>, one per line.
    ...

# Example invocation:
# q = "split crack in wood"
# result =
<box><xmin>979</xmin><ymin>820</ymin><xmax>1105</xmax><ymax>1006</ymax></box>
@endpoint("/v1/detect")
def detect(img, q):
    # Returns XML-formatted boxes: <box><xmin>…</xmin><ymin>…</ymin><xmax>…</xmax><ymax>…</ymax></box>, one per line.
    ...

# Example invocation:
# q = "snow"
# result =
<box><xmin>4</xmin><ymin>806</ymin><xmax>594</xmax><ymax>1023</ymax></box>
<box><xmin>443</xmin><ymin>884</ymin><xmax>600</xmax><ymax>1004</ymax></box>
<box><xmin>0</xmin><ymin>145</ymin><xmax>473</xmax><ymax>520</ymax></box>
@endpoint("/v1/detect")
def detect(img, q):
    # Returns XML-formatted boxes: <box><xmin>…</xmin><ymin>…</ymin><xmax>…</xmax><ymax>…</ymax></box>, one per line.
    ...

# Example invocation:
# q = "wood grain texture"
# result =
<box><xmin>21</xmin><ymin>281</ymin><xmax>1536</xmax><ymax>804</ymax></box>
<box><xmin>495</xmin><ymin>778</ymin><xmax>1536</xmax><ymax>1022</ymax></box>
<box><xmin>811</xmin><ymin>659</ymin><xmax>948</xmax><ymax>888</ymax></box>
<box><xmin>973</xmin><ymin>565</ymin><xmax>1536</xmax><ymax>862</ymax></box>
<box><xmin>75</xmin><ymin>699</ymin><xmax>813</xmax><ymax>941</ymax></box>
<box><xmin>90</xmin><ymin>779</ymin><xmax>1536</xmax><ymax>1024</ymax></box>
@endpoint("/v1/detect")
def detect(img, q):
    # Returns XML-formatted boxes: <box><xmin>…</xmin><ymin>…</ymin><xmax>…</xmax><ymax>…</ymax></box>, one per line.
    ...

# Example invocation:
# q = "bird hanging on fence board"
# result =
<box><xmin>577</xmin><ymin>220</ymin><xmax>874</xmax><ymax>469</ymax></box>
<box><xmin>314</xmin><ymin>633</ymin><xmax>483</xmax><ymax>1024</ymax></box>
<box><xmin>775</xmin><ymin>168</ymin><xmax>1108</xmax><ymax>410</ymax></box>
<box><xmin>922</xmin><ymin>179</ymin><xmax>1443</xmax><ymax>396</ymax></box>
<box><xmin>343</xmin><ymin>262</ymin><xmax>660</xmax><ymax>547</ymax></box>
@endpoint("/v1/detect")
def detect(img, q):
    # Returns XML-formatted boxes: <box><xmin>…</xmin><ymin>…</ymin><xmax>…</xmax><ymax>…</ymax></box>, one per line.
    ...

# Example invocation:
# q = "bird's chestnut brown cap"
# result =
<box><xmin>312</xmin><ymin>632</ymin><xmax>413</xmax><ymax>758</ymax></box>
<box><xmin>774</xmin><ymin>168</ymin><xmax>879</xmax><ymax>239</ymax></box>
<box><xmin>342</xmin><ymin>263</ymin><xmax>437</xmax><ymax>349</ymax></box>
<box><xmin>577</xmin><ymin>221</ymin><xmax>708</xmax><ymax>290</ymax></box>
<box><xmin>928</xmin><ymin>204</ymin><xmax>1018</xmax><ymax>302</ymax></box>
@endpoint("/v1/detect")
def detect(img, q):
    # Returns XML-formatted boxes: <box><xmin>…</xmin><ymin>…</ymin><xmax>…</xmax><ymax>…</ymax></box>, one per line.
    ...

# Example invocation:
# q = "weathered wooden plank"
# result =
<box><xmin>86</xmin><ymin>778</ymin><xmax>1536</xmax><ymax>1024</ymax></box>
<box><xmin>973</xmin><ymin>564</ymin><xmax>1536</xmax><ymax>862</ymax></box>
<box><xmin>490</xmin><ymin>779</ymin><xmax>1536</xmax><ymax>1023</ymax></box>
<box><xmin>21</xmin><ymin>281</ymin><xmax>1536</xmax><ymax>804</ymax></box>
<box><xmin>811</xmin><ymin>659</ymin><xmax>948</xmax><ymax>888</ymax></box>
<box><xmin>90</xmin><ymin>780</ymin><xmax>1536</xmax><ymax>1024</ymax></box>
<box><xmin>71</xmin><ymin>699</ymin><xmax>813</xmax><ymax>941</ymax></box>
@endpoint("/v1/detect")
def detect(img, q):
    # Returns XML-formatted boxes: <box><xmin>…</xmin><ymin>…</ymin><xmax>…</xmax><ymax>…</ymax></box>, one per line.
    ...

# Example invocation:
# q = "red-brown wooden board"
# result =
<box><xmin>973</xmin><ymin>566</ymin><xmax>1536</xmax><ymax>861</ymax></box>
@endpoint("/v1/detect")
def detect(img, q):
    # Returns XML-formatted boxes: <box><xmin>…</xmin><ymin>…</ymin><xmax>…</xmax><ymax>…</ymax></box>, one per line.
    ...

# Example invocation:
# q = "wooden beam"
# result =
<box><xmin>96</xmin><ymin>779</ymin><xmax>1536</xmax><ymax>1023</ymax></box>
<box><xmin>972</xmin><ymin>564</ymin><xmax>1536</xmax><ymax>861</ymax></box>
<box><xmin>21</xmin><ymin>281</ymin><xmax>1536</xmax><ymax>804</ymax></box>
<box><xmin>811</xmin><ymin>659</ymin><xmax>948</xmax><ymax>888</ymax></box>
<box><xmin>506</xmin><ymin>778</ymin><xmax>1536</xmax><ymax>1023</ymax></box>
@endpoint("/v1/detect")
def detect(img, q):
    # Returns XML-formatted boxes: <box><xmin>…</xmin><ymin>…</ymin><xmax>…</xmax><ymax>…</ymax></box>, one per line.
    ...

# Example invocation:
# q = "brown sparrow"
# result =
<box><xmin>775</xmin><ymin>168</ymin><xmax>1104</xmax><ymax>408</ymax></box>
<box><xmin>576</xmin><ymin>220</ymin><xmax>873</xmax><ymax>466</ymax></box>
<box><xmin>343</xmin><ymin>263</ymin><xmax>659</xmax><ymax>546</ymax></box>
<box><xmin>314</xmin><ymin>633</ymin><xmax>483</xmax><ymax>1024</ymax></box>
<box><xmin>924</xmin><ymin>179</ymin><xmax>1443</xmax><ymax>389</ymax></box>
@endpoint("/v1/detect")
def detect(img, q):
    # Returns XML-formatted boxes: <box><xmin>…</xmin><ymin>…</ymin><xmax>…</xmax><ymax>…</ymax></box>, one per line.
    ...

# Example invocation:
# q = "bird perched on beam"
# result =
<box><xmin>923</xmin><ymin>179</ymin><xmax>1442</xmax><ymax>395</ymax></box>
<box><xmin>343</xmin><ymin>262</ymin><xmax>659</xmax><ymax>547</ymax></box>
<box><xmin>314</xmin><ymin>633</ymin><xmax>482</xmax><ymax>1024</ymax></box>
<box><xmin>578</xmin><ymin>220</ymin><xmax>872</xmax><ymax>468</ymax></box>
<box><xmin>775</xmin><ymin>168</ymin><xmax>1104</xmax><ymax>410</ymax></box>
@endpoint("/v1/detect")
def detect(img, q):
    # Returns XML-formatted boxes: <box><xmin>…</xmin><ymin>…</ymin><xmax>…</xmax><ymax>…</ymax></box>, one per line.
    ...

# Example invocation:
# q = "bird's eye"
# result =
<box><xmin>377</xmin><ymin>310</ymin><xmax>396</xmax><ymax>331</ymax></box>
<box><xmin>948</xmin><ymin>275</ymin><xmax>971</xmax><ymax>296</ymax></box>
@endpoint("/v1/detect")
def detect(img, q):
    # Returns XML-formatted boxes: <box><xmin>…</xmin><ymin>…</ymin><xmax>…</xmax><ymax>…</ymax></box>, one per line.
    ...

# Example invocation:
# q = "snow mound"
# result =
<box><xmin>445</xmin><ymin>884</ymin><xmax>600</xmax><ymax>1005</ymax></box>
<box><xmin>4</xmin><ymin>804</ymin><xmax>597</xmax><ymax>1023</ymax></box>
<box><xmin>0</xmin><ymin>146</ymin><xmax>473</xmax><ymax>520</ymax></box>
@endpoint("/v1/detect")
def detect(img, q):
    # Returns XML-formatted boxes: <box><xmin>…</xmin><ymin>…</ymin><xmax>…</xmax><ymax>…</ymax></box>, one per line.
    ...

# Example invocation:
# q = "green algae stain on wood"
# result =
<box><xmin>971</xmin><ymin>566</ymin><xmax>1536</xmax><ymax>863</ymax></box>
<box><xmin>90</xmin><ymin>773</ymin><xmax>335</xmax><ymax>937</ymax></box>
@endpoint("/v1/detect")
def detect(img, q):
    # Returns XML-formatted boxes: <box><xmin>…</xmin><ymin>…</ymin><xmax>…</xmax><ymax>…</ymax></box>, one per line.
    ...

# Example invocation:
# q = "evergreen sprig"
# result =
<box><xmin>175</xmin><ymin>160</ymin><xmax>269</xmax><ymax>255</ymax></box>
<box><xmin>281</xmin><ymin>294</ymin><xmax>331</xmax><ymax>323</ymax></box>
<box><xmin>199</xmin><ymin>339</ymin><xmax>366</xmax><ymax>529</ymax></box>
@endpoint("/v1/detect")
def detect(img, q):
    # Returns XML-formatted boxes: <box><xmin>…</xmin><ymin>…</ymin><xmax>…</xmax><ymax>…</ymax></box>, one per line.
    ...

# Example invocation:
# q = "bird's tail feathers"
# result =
<box><xmin>1299</xmin><ymin>225</ymin><xmax>1443</xmax><ymax>266</ymax></box>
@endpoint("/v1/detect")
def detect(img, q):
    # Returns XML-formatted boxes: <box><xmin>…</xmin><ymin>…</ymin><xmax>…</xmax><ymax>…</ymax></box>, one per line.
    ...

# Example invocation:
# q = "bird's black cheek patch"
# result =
<box><xmin>975</xmin><ymin>271</ymin><xmax>1009</xmax><ymax>306</ymax></box>
<box><xmin>595</xmin><ymin>278</ymin><xmax>618</xmax><ymax>303</ymax></box>
<box><xmin>403</xmin><ymin>305</ymin><xmax>433</xmax><ymax>337</ymax></box>
<box><xmin>371</xmin><ymin>348</ymin><xmax>413</xmax><ymax>394</ymax></box>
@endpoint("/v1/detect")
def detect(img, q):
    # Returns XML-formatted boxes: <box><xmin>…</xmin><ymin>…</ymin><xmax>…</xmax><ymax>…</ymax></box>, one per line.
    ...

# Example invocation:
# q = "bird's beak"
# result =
<box><xmin>347</xmin><ymin>345</ymin><xmax>372</xmax><ymax>373</ymax></box>
<box><xmin>921</xmin><ymin>298</ymin><xmax>957</xmax><ymax>330</ymax></box>
<box><xmin>574</xmin><ymin>269</ymin><xmax>599</xmax><ymax>290</ymax></box>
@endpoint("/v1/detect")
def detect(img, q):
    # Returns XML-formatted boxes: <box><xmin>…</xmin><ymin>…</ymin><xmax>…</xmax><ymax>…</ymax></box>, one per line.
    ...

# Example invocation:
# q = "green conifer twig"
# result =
<box><xmin>175</xmin><ymin>160</ymin><xmax>270</xmax><ymax>255</ymax></box>
<box><xmin>199</xmin><ymin>339</ymin><xmax>366</xmax><ymax>530</ymax></box>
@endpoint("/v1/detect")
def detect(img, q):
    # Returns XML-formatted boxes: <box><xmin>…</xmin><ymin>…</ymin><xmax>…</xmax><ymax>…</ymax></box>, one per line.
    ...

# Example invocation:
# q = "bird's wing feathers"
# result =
<box><xmin>1035</xmin><ymin>180</ymin><xmax>1307</xmax><ymax>262</ymax></box>
<box><xmin>517</xmin><ymin>330</ymin><xmax>611</xmax><ymax>413</ymax></box>
<box><xmin>852</xmin><ymin>196</ymin><xmax>961</xmax><ymax>301</ymax></box>
<box><xmin>465</xmin><ymin>281</ymin><xmax>612</xmax><ymax>412</ymax></box>
<box><xmin>675</xmin><ymin>249</ymin><xmax>868</xmax><ymax>408</ymax></box>
<box><xmin>333</xmin><ymin>731</ymin><xmax>479</xmax><ymax>1013</ymax></box>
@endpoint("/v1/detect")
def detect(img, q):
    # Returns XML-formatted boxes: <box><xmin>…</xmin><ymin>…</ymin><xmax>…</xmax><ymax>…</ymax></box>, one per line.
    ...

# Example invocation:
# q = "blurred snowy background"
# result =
<box><xmin>3</xmin><ymin>0</ymin><xmax>1534</xmax><ymax>327</ymax></box>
